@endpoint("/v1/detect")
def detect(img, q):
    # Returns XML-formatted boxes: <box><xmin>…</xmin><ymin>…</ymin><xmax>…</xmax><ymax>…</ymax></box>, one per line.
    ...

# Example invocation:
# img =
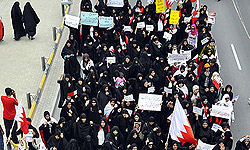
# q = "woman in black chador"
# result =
<box><xmin>11</xmin><ymin>2</ymin><xmax>26</xmax><ymax>40</ymax></box>
<box><xmin>23</xmin><ymin>2</ymin><xmax>40</xmax><ymax>40</ymax></box>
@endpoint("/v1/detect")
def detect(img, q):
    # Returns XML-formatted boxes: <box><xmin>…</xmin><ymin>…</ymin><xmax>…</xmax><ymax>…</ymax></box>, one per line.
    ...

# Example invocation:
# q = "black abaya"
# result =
<box><xmin>11</xmin><ymin>2</ymin><xmax>26</xmax><ymax>40</ymax></box>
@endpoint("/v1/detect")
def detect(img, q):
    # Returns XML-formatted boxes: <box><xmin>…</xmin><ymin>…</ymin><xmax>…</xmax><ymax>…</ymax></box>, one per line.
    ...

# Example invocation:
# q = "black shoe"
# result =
<box><xmin>30</xmin><ymin>37</ymin><xmax>35</xmax><ymax>40</ymax></box>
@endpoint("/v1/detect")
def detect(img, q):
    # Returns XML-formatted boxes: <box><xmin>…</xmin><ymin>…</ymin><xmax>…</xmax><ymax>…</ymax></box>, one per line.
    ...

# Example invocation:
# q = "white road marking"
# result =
<box><xmin>231</xmin><ymin>44</ymin><xmax>242</xmax><ymax>71</ymax></box>
<box><xmin>231</xmin><ymin>0</ymin><xmax>250</xmax><ymax>40</ymax></box>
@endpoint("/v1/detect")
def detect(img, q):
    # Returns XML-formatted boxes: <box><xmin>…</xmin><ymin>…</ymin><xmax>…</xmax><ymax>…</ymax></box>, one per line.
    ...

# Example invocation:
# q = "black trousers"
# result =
<box><xmin>3</xmin><ymin>118</ymin><xmax>17</xmax><ymax>142</ymax></box>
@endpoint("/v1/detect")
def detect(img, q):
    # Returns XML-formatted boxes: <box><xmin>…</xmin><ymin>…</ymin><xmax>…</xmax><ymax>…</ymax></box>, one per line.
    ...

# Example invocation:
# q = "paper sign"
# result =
<box><xmin>25</xmin><ymin>129</ymin><xmax>33</xmax><ymax>142</ymax></box>
<box><xmin>107</xmin><ymin>0</ymin><xmax>123</xmax><ymax>7</ymax></box>
<box><xmin>148</xmin><ymin>87</ymin><xmax>155</xmax><ymax>93</ymax></box>
<box><xmin>201</xmin><ymin>37</ymin><xmax>210</xmax><ymax>45</ymax></box>
<box><xmin>134</xmin><ymin>122</ymin><xmax>141</xmax><ymax>132</ymax></box>
<box><xmin>169</xmin><ymin>10</ymin><xmax>180</xmax><ymax>25</ymax></box>
<box><xmin>156</xmin><ymin>0</ymin><xmax>166</xmax><ymax>13</ymax></box>
<box><xmin>99</xmin><ymin>16</ymin><xmax>114</xmax><ymax>28</ymax></box>
<box><xmin>207</xmin><ymin>13</ymin><xmax>216</xmax><ymax>25</ymax></box>
<box><xmin>193</xmin><ymin>106</ymin><xmax>202</xmax><ymax>115</ymax></box>
<box><xmin>232</xmin><ymin>95</ymin><xmax>239</xmax><ymax>102</ymax></box>
<box><xmin>123</xmin><ymin>26</ymin><xmax>131</xmax><ymax>32</ymax></box>
<box><xmin>138</xmin><ymin>94</ymin><xmax>162</xmax><ymax>111</ymax></box>
<box><xmin>164</xmin><ymin>87</ymin><xmax>172</xmax><ymax>93</ymax></box>
<box><xmin>80</xmin><ymin>11</ymin><xmax>98</xmax><ymax>26</ymax></box>
<box><xmin>179</xmin><ymin>50</ymin><xmax>191</xmax><ymax>60</ymax></box>
<box><xmin>65</xmin><ymin>14</ymin><xmax>80</xmax><ymax>29</ymax></box>
<box><xmin>163</xmin><ymin>32</ymin><xmax>172</xmax><ymax>40</ymax></box>
<box><xmin>168</xmin><ymin>53</ymin><xmax>189</xmax><ymax>64</ymax></box>
<box><xmin>124</xmin><ymin>94</ymin><xmax>133</xmax><ymax>101</ymax></box>
<box><xmin>211</xmin><ymin>123</ymin><xmax>222</xmax><ymax>132</ymax></box>
<box><xmin>146</xmin><ymin>25</ymin><xmax>154</xmax><ymax>31</ymax></box>
<box><xmin>137</xmin><ymin>22</ymin><xmax>145</xmax><ymax>28</ymax></box>
<box><xmin>210</xmin><ymin>105</ymin><xmax>233</xmax><ymax>119</ymax></box>
<box><xmin>184</xmin><ymin>17</ymin><xmax>191</xmax><ymax>23</ymax></box>
<box><xmin>197</xmin><ymin>139</ymin><xmax>216</xmax><ymax>150</ymax></box>
<box><xmin>106</xmin><ymin>57</ymin><xmax>116</xmax><ymax>64</ymax></box>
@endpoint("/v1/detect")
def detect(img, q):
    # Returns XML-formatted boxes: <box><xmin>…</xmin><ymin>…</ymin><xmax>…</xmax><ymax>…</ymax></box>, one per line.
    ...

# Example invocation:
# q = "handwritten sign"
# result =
<box><xmin>156</xmin><ymin>0</ymin><xmax>165</xmax><ymax>13</ymax></box>
<box><xmin>210</xmin><ymin>105</ymin><xmax>233</xmax><ymax>119</ymax></box>
<box><xmin>80</xmin><ymin>11</ymin><xmax>98</xmax><ymax>26</ymax></box>
<box><xmin>163</xmin><ymin>32</ymin><xmax>172</xmax><ymax>40</ymax></box>
<box><xmin>137</xmin><ymin>22</ymin><xmax>145</xmax><ymax>28</ymax></box>
<box><xmin>232</xmin><ymin>95</ymin><xmax>239</xmax><ymax>103</ymax></box>
<box><xmin>124</xmin><ymin>94</ymin><xmax>133</xmax><ymax>101</ymax></box>
<box><xmin>169</xmin><ymin>10</ymin><xmax>179</xmax><ymax>25</ymax></box>
<box><xmin>184</xmin><ymin>17</ymin><xmax>191</xmax><ymax>23</ymax></box>
<box><xmin>106</xmin><ymin>57</ymin><xmax>116</xmax><ymax>64</ymax></box>
<box><xmin>208</xmin><ymin>12</ymin><xmax>216</xmax><ymax>24</ymax></box>
<box><xmin>138</xmin><ymin>94</ymin><xmax>162</xmax><ymax>111</ymax></box>
<box><xmin>201</xmin><ymin>37</ymin><xmax>210</xmax><ymax>45</ymax></box>
<box><xmin>107</xmin><ymin>0</ymin><xmax>123</xmax><ymax>7</ymax></box>
<box><xmin>148</xmin><ymin>87</ymin><xmax>155</xmax><ymax>93</ymax></box>
<box><xmin>146</xmin><ymin>25</ymin><xmax>154</xmax><ymax>31</ymax></box>
<box><xmin>65</xmin><ymin>14</ymin><xmax>80</xmax><ymax>29</ymax></box>
<box><xmin>197</xmin><ymin>139</ymin><xmax>216</xmax><ymax>150</ymax></box>
<box><xmin>193</xmin><ymin>106</ymin><xmax>202</xmax><ymax>116</ymax></box>
<box><xmin>164</xmin><ymin>87</ymin><xmax>172</xmax><ymax>93</ymax></box>
<box><xmin>211</xmin><ymin>123</ymin><xmax>222</xmax><ymax>132</ymax></box>
<box><xmin>168</xmin><ymin>53</ymin><xmax>189</xmax><ymax>65</ymax></box>
<box><xmin>99</xmin><ymin>16</ymin><xmax>114</xmax><ymax>28</ymax></box>
<box><xmin>123</xmin><ymin>26</ymin><xmax>131</xmax><ymax>32</ymax></box>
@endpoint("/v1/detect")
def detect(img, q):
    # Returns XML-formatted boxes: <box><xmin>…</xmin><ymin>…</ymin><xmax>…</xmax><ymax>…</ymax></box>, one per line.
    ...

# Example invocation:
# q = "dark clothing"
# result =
<box><xmin>11</xmin><ymin>2</ymin><xmax>26</xmax><ymax>40</ymax></box>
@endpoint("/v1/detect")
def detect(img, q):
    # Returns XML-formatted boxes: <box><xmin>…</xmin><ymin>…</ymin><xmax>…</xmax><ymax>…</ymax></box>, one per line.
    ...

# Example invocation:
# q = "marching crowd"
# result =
<box><xmin>1</xmin><ymin>0</ymin><xmax>248</xmax><ymax>150</ymax></box>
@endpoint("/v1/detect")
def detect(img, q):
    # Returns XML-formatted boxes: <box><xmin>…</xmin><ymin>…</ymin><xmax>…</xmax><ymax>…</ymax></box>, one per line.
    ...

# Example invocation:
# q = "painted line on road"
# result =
<box><xmin>231</xmin><ymin>0</ymin><xmax>250</xmax><ymax>40</ymax></box>
<box><xmin>231</xmin><ymin>44</ymin><xmax>242</xmax><ymax>71</ymax></box>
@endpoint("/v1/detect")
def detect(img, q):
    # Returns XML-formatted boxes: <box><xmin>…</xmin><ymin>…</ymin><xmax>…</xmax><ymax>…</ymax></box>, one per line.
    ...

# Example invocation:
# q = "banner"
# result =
<box><xmin>99</xmin><ymin>16</ymin><xmax>114</xmax><ymax>28</ymax></box>
<box><xmin>107</xmin><ymin>0</ymin><xmax>123</xmax><ymax>7</ymax></box>
<box><xmin>156</xmin><ymin>0</ymin><xmax>166</xmax><ymax>13</ymax></box>
<box><xmin>138</xmin><ymin>94</ymin><xmax>162</xmax><ymax>111</ymax></box>
<box><xmin>210</xmin><ymin>105</ymin><xmax>233</xmax><ymax>119</ymax></box>
<box><xmin>168</xmin><ymin>53</ymin><xmax>189</xmax><ymax>64</ymax></box>
<box><xmin>65</xmin><ymin>14</ymin><xmax>80</xmax><ymax>29</ymax></box>
<box><xmin>169</xmin><ymin>10</ymin><xmax>180</xmax><ymax>24</ymax></box>
<box><xmin>80</xmin><ymin>11</ymin><xmax>98</xmax><ymax>26</ymax></box>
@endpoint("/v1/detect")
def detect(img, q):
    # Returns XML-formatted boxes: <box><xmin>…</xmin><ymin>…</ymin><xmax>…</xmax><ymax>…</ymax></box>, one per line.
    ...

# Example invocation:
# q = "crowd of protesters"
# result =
<box><xmin>1</xmin><ymin>0</ymin><xmax>247</xmax><ymax>150</ymax></box>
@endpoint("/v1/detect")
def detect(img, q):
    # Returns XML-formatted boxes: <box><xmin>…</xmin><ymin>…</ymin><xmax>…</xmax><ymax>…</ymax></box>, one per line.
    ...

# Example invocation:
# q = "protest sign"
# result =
<box><xmin>164</xmin><ymin>87</ymin><xmax>172</xmax><ymax>93</ymax></box>
<box><xmin>210</xmin><ymin>105</ymin><xmax>233</xmax><ymax>119</ymax></box>
<box><xmin>208</xmin><ymin>12</ymin><xmax>216</xmax><ymax>24</ymax></box>
<box><xmin>201</xmin><ymin>37</ymin><xmax>210</xmax><ymax>45</ymax></box>
<box><xmin>146</xmin><ymin>25</ymin><xmax>154</xmax><ymax>31</ymax></box>
<box><xmin>184</xmin><ymin>17</ymin><xmax>191</xmax><ymax>23</ymax></box>
<box><xmin>99</xmin><ymin>16</ymin><xmax>114</xmax><ymax>28</ymax></box>
<box><xmin>65</xmin><ymin>14</ymin><xmax>80</xmax><ymax>29</ymax></box>
<box><xmin>25</xmin><ymin>129</ymin><xmax>34</xmax><ymax>142</ymax></box>
<box><xmin>168</xmin><ymin>53</ymin><xmax>189</xmax><ymax>65</ymax></box>
<box><xmin>148</xmin><ymin>87</ymin><xmax>155</xmax><ymax>93</ymax></box>
<box><xmin>179</xmin><ymin>50</ymin><xmax>192</xmax><ymax>60</ymax></box>
<box><xmin>134</xmin><ymin>122</ymin><xmax>142</xmax><ymax>132</ymax></box>
<box><xmin>124</xmin><ymin>94</ymin><xmax>133</xmax><ymax>101</ymax></box>
<box><xmin>193</xmin><ymin>106</ymin><xmax>202</xmax><ymax>116</ymax></box>
<box><xmin>107</xmin><ymin>0</ymin><xmax>123</xmax><ymax>7</ymax></box>
<box><xmin>106</xmin><ymin>57</ymin><xmax>116</xmax><ymax>64</ymax></box>
<box><xmin>232</xmin><ymin>95</ymin><xmax>239</xmax><ymax>102</ymax></box>
<box><xmin>123</xmin><ymin>26</ymin><xmax>131</xmax><ymax>32</ymax></box>
<box><xmin>137</xmin><ymin>22</ymin><xmax>145</xmax><ymax>28</ymax></box>
<box><xmin>80</xmin><ymin>11</ymin><xmax>98</xmax><ymax>26</ymax></box>
<box><xmin>138</xmin><ymin>94</ymin><xmax>162</xmax><ymax>111</ymax></box>
<box><xmin>156</xmin><ymin>0</ymin><xmax>166</xmax><ymax>13</ymax></box>
<box><xmin>169</xmin><ymin>10</ymin><xmax>179</xmax><ymax>25</ymax></box>
<box><xmin>163</xmin><ymin>32</ymin><xmax>172</xmax><ymax>40</ymax></box>
<box><xmin>197</xmin><ymin>139</ymin><xmax>216</xmax><ymax>150</ymax></box>
<box><xmin>211</xmin><ymin>123</ymin><xmax>222</xmax><ymax>132</ymax></box>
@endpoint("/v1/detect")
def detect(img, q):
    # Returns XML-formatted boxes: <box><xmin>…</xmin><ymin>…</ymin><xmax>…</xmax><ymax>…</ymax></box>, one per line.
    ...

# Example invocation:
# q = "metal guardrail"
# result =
<box><xmin>28</xmin><ymin>6</ymin><xmax>70</xmax><ymax>118</ymax></box>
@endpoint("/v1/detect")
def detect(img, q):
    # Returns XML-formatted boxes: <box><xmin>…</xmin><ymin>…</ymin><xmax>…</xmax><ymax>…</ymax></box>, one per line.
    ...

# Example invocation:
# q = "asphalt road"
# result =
<box><xmin>202</xmin><ymin>0</ymin><xmax>250</xmax><ymax>144</ymax></box>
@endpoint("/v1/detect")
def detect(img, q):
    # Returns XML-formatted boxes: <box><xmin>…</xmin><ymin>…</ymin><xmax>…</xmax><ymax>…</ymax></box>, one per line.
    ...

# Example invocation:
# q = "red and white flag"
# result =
<box><xmin>166</xmin><ymin>0</ymin><xmax>174</xmax><ymax>9</ymax></box>
<box><xmin>212</xmin><ymin>75</ymin><xmax>222</xmax><ymax>91</ymax></box>
<box><xmin>14</xmin><ymin>101</ymin><xmax>29</xmax><ymax>134</ymax></box>
<box><xmin>169</xmin><ymin>98</ymin><xmax>198</xmax><ymax>145</ymax></box>
<box><xmin>68</xmin><ymin>90</ymin><xmax>77</xmax><ymax>97</ymax></box>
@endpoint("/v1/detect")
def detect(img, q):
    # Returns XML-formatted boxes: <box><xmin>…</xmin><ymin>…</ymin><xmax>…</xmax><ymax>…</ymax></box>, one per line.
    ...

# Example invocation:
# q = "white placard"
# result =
<box><xmin>163</xmin><ymin>32</ymin><xmax>172</xmax><ymax>40</ymax></box>
<box><xmin>210</xmin><ymin>105</ymin><xmax>233</xmax><ymax>119</ymax></box>
<box><xmin>138</xmin><ymin>94</ymin><xmax>162</xmax><ymax>111</ymax></box>
<box><xmin>164</xmin><ymin>87</ymin><xmax>172</xmax><ymax>93</ymax></box>
<box><xmin>137</xmin><ymin>22</ymin><xmax>145</xmax><ymax>28</ymax></box>
<box><xmin>65</xmin><ymin>14</ymin><xmax>80</xmax><ymax>29</ymax></box>
<box><xmin>193</xmin><ymin>106</ymin><xmax>202</xmax><ymax>115</ymax></box>
<box><xmin>148</xmin><ymin>87</ymin><xmax>155</xmax><ymax>93</ymax></box>
<box><xmin>197</xmin><ymin>139</ymin><xmax>216</xmax><ymax>150</ymax></box>
<box><xmin>123</xmin><ymin>26</ymin><xmax>131</xmax><ymax>32</ymax></box>
<box><xmin>232</xmin><ymin>95</ymin><xmax>239</xmax><ymax>102</ymax></box>
<box><xmin>207</xmin><ymin>16</ymin><xmax>215</xmax><ymax>24</ymax></box>
<box><xmin>146</xmin><ymin>25</ymin><xmax>154</xmax><ymax>31</ymax></box>
<box><xmin>25</xmin><ymin>129</ymin><xmax>33</xmax><ymax>142</ymax></box>
<box><xmin>106</xmin><ymin>57</ymin><xmax>116</xmax><ymax>64</ymax></box>
<box><xmin>211</xmin><ymin>123</ymin><xmax>222</xmax><ymax>132</ymax></box>
<box><xmin>168</xmin><ymin>53</ymin><xmax>189</xmax><ymax>65</ymax></box>
<box><xmin>201</xmin><ymin>37</ymin><xmax>209</xmax><ymax>45</ymax></box>
<box><xmin>124</xmin><ymin>94</ymin><xmax>133</xmax><ymax>101</ymax></box>
<box><xmin>107</xmin><ymin>0</ymin><xmax>123</xmax><ymax>7</ymax></box>
<box><xmin>184</xmin><ymin>17</ymin><xmax>191</xmax><ymax>23</ymax></box>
